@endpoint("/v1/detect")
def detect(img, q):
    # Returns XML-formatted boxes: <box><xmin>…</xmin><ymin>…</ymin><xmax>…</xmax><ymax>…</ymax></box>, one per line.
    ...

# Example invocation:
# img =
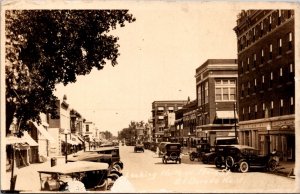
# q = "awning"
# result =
<box><xmin>216</xmin><ymin>111</ymin><xmax>239</xmax><ymax>119</ymax></box>
<box><xmin>6</xmin><ymin>132</ymin><xmax>38</xmax><ymax>146</ymax></box>
<box><xmin>60</xmin><ymin>134</ymin><xmax>79</xmax><ymax>145</ymax></box>
<box><xmin>77</xmin><ymin>135</ymin><xmax>85</xmax><ymax>143</ymax></box>
<box><xmin>32</xmin><ymin>121</ymin><xmax>55</xmax><ymax>141</ymax></box>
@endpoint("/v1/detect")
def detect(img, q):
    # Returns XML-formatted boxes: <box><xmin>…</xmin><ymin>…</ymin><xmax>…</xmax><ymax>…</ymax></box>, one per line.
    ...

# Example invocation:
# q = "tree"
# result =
<box><xmin>5</xmin><ymin>10</ymin><xmax>135</xmax><ymax>135</ymax></box>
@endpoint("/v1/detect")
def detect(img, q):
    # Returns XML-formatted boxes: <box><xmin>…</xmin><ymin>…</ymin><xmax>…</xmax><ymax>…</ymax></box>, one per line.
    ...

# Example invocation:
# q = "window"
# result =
<box><xmin>241</xmin><ymin>61</ymin><xmax>244</xmax><ymax>73</ymax></box>
<box><xmin>242</xmin><ymin>108</ymin><xmax>245</xmax><ymax>120</ymax></box>
<box><xmin>261</xmin><ymin>49</ymin><xmax>264</xmax><ymax>64</ymax></box>
<box><xmin>279</xmin><ymin>68</ymin><xmax>283</xmax><ymax>83</ymax></box>
<box><xmin>248</xmin><ymin>106</ymin><xmax>251</xmax><ymax>120</ymax></box>
<box><xmin>86</xmin><ymin>125</ymin><xmax>89</xmax><ymax>132</ymax></box>
<box><xmin>198</xmin><ymin>86</ymin><xmax>202</xmax><ymax>105</ymax></box>
<box><xmin>278</xmin><ymin>38</ymin><xmax>282</xmax><ymax>55</ymax></box>
<box><xmin>261</xmin><ymin>75</ymin><xmax>265</xmax><ymax>90</ymax></box>
<box><xmin>278</xmin><ymin>10</ymin><xmax>281</xmax><ymax>25</ymax></box>
<box><xmin>247</xmin><ymin>57</ymin><xmax>250</xmax><ymax>71</ymax></box>
<box><xmin>270</xmin><ymin>72</ymin><xmax>273</xmax><ymax>88</ymax></box>
<box><xmin>271</xmin><ymin>101</ymin><xmax>274</xmax><ymax>117</ymax></box>
<box><xmin>280</xmin><ymin>99</ymin><xmax>284</xmax><ymax>115</ymax></box>
<box><xmin>205</xmin><ymin>81</ymin><xmax>208</xmax><ymax>103</ymax></box>
<box><xmin>269</xmin><ymin>44</ymin><xmax>272</xmax><ymax>60</ymax></box>
<box><xmin>263</xmin><ymin>103</ymin><xmax>265</xmax><ymax>111</ymax></box>
<box><xmin>241</xmin><ymin>84</ymin><xmax>244</xmax><ymax>97</ymax></box>
<box><xmin>290</xmin><ymin>63</ymin><xmax>293</xmax><ymax>73</ymax></box>
<box><xmin>215</xmin><ymin>79</ymin><xmax>236</xmax><ymax>101</ymax></box>
<box><xmin>269</xmin><ymin>16</ymin><xmax>272</xmax><ymax>31</ymax></box>
<box><xmin>253</xmin><ymin>53</ymin><xmax>256</xmax><ymax>68</ymax></box>
<box><xmin>260</xmin><ymin>22</ymin><xmax>264</xmax><ymax>37</ymax></box>
<box><xmin>253</xmin><ymin>28</ymin><xmax>256</xmax><ymax>41</ymax></box>
<box><xmin>247</xmin><ymin>81</ymin><xmax>250</xmax><ymax>95</ymax></box>
<box><xmin>290</xmin><ymin>97</ymin><xmax>294</xmax><ymax>114</ymax></box>
<box><xmin>255</xmin><ymin>104</ymin><xmax>258</xmax><ymax>119</ymax></box>
<box><xmin>288</xmin><ymin>32</ymin><xmax>292</xmax><ymax>50</ymax></box>
<box><xmin>254</xmin><ymin>79</ymin><xmax>257</xmax><ymax>92</ymax></box>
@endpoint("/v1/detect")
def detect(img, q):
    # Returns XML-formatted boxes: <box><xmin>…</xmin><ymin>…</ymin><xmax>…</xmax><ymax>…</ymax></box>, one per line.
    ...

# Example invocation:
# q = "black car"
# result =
<box><xmin>162</xmin><ymin>143</ymin><xmax>181</xmax><ymax>164</ymax></box>
<box><xmin>214</xmin><ymin>144</ymin><xmax>238</xmax><ymax>168</ymax></box>
<box><xmin>189</xmin><ymin>143</ymin><xmax>210</xmax><ymax>161</ymax></box>
<box><xmin>134</xmin><ymin>144</ymin><xmax>144</xmax><ymax>152</ymax></box>
<box><xmin>222</xmin><ymin>145</ymin><xmax>279</xmax><ymax>173</ymax></box>
<box><xmin>201</xmin><ymin>152</ymin><xmax>216</xmax><ymax>164</ymax></box>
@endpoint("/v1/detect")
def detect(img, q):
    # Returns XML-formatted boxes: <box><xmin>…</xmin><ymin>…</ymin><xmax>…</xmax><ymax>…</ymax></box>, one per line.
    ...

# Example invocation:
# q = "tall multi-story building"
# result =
<box><xmin>195</xmin><ymin>59</ymin><xmax>238</xmax><ymax>146</ymax></box>
<box><xmin>151</xmin><ymin>100</ymin><xmax>187</xmax><ymax>142</ymax></box>
<box><xmin>234</xmin><ymin>10</ymin><xmax>295</xmax><ymax>161</ymax></box>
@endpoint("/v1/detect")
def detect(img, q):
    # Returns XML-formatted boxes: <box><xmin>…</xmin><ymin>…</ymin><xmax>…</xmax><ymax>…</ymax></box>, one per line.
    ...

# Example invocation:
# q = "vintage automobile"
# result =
<box><xmin>134</xmin><ymin>144</ymin><xmax>144</xmax><ymax>152</ymax></box>
<box><xmin>214</xmin><ymin>144</ymin><xmax>238</xmax><ymax>168</ymax></box>
<box><xmin>162</xmin><ymin>143</ymin><xmax>182</xmax><ymax>164</ymax></box>
<box><xmin>38</xmin><ymin>161</ymin><xmax>110</xmax><ymax>191</ymax></box>
<box><xmin>189</xmin><ymin>143</ymin><xmax>210</xmax><ymax>161</ymax></box>
<box><xmin>226</xmin><ymin>145</ymin><xmax>279</xmax><ymax>173</ymax></box>
<box><xmin>201</xmin><ymin>152</ymin><xmax>216</xmax><ymax>164</ymax></box>
<box><xmin>157</xmin><ymin>142</ymin><xmax>171</xmax><ymax>157</ymax></box>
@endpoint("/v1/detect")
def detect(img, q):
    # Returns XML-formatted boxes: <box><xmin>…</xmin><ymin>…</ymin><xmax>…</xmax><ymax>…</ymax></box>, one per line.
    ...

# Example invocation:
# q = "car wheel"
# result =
<box><xmin>178</xmin><ymin>158</ymin><xmax>181</xmax><ymax>164</ymax></box>
<box><xmin>162</xmin><ymin>157</ymin><xmax>165</xmax><ymax>164</ymax></box>
<box><xmin>268</xmin><ymin>159</ymin><xmax>277</xmax><ymax>172</ymax></box>
<box><xmin>189</xmin><ymin>153</ymin><xmax>195</xmax><ymax>161</ymax></box>
<box><xmin>202</xmin><ymin>158</ymin><xmax>208</xmax><ymax>164</ymax></box>
<box><xmin>225</xmin><ymin>156</ymin><xmax>234</xmax><ymax>168</ymax></box>
<box><xmin>215</xmin><ymin>157</ymin><xmax>223</xmax><ymax>168</ymax></box>
<box><xmin>239</xmin><ymin>161</ymin><xmax>249</xmax><ymax>173</ymax></box>
<box><xmin>230</xmin><ymin>163</ymin><xmax>238</xmax><ymax>172</ymax></box>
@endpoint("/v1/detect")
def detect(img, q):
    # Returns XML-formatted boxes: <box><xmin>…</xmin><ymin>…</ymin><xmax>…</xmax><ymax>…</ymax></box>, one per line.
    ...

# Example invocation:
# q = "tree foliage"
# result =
<box><xmin>5</xmin><ymin>10</ymin><xmax>135</xmax><ymax>134</ymax></box>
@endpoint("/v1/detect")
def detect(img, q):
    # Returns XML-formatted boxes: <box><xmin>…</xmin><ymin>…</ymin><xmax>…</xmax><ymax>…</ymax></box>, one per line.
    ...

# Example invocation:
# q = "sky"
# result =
<box><xmin>53</xmin><ymin>2</ymin><xmax>239</xmax><ymax>136</ymax></box>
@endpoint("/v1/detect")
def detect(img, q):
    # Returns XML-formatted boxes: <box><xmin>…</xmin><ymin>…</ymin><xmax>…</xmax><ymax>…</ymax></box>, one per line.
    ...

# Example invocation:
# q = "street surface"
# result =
<box><xmin>120</xmin><ymin>145</ymin><xmax>296</xmax><ymax>193</ymax></box>
<box><xmin>3</xmin><ymin>145</ymin><xmax>297</xmax><ymax>193</ymax></box>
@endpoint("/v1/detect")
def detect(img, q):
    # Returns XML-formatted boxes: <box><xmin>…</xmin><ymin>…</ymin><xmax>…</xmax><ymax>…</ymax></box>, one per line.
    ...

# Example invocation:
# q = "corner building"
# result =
<box><xmin>234</xmin><ymin>10</ymin><xmax>295</xmax><ymax>161</ymax></box>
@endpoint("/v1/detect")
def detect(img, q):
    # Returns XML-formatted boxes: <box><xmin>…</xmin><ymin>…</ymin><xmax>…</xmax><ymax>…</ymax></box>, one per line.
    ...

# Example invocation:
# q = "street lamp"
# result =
<box><xmin>267</xmin><ymin>123</ymin><xmax>271</xmax><ymax>155</ymax></box>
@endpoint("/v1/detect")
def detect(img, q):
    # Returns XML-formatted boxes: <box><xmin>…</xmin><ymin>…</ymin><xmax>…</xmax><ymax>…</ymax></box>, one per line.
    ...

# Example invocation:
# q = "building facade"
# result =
<box><xmin>195</xmin><ymin>59</ymin><xmax>238</xmax><ymax>146</ymax></box>
<box><xmin>151</xmin><ymin>100</ymin><xmax>187</xmax><ymax>142</ymax></box>
<box><xmin>234</xmin><ymin>10</ymin><xmax>295</xmax><ymax>161</ymax></box>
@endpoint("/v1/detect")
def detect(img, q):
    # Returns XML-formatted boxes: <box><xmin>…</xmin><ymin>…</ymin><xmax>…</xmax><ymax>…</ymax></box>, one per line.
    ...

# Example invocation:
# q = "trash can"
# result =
<box><xmin>51</xmin><ymin>157</ymin><xmax>57</xmax><ymax>167</ymax></box>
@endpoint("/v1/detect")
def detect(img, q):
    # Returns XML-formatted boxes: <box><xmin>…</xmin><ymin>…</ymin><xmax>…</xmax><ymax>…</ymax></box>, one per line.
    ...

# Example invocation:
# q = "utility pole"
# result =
<box><xmin>234</xmin><ymin>102</ymin><xmax>238</xmax><ymax>144</ymax></box>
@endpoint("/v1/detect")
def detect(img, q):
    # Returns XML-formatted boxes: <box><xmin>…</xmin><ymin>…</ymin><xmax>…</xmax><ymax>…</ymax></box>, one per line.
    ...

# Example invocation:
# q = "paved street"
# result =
<box><xmin>119</xmin><ymin>145</ymin><xmax>296</xmax><ymax>193</ymax></box>
<box><xmin>3</xmin><ymin>145</ymin><xmax>297</xmax><ymax>193</ymax></box>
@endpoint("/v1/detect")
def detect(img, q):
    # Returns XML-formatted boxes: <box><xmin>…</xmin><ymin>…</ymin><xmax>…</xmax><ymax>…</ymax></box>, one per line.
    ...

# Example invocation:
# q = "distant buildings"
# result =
<box><xmin>151</xmin><ymin>101</ymin><xmax>187</xmax><ymax>142</ymax></box>
<box><xmin>234</xmin><ymin>10</ymin><xmax>295</xmax><ymax>161</ymax></box>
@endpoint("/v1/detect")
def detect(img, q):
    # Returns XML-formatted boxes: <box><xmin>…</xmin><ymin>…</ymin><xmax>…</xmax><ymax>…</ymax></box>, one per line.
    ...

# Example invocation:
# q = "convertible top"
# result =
<box><xmin>38</xmin><ymin>161</ymin><xmax>109</xmax><ymax>174</ymax></box>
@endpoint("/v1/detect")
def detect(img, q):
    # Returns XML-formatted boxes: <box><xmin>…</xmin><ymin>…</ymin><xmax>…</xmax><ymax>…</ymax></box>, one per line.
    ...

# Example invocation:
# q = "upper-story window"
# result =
<box><xmin>271</xmin><ymin>100</ymin><xmax>274</xmax><ymax>117</ymax></box>
<box><xmin>290</xmin><ymin>63</ymin><xmax>293</xmax><ymax>73</ymax></box>
<box><xmin>241</xmin><ymin>61</ymin><xmax>244</xmax><ymax>74</ymax></box>
<box><xmin>253</xmin><ymin>28</ymin><xmax>256</xmax><ymax>42</ymax></box>
<box><xmin>205</xmin><ymin>81</ymin><xmax>209</xmax><ymax>103</ymax></box>
<box><xmin>215</xmin><ymin>79</ymin><xmax>236</xmax><ymax>101</ymax></box>
<box><xmin>260</xmin><ymin>22</ymin><xmax>264</xmax><ymax>37</ymax></box>
<box><xmin>278</xmin><ymin>38</ymin><xmax>282</xmax><ymax>55</ymax></box>
<box><xmin>269</xmin><ymin>44</ymin><xmax>273</xmax><ymax>60</ymax></box>
<box><xmin>290</xmin><ymin>97</ymin><xmax>294</xmax><ymax>114</ymax></box>
<box><xmin>280</xmin><ymin>99</ymin><xmax>284</xmax><ymax>115</ymax></box>
<box><xmin>288</xmin><ymin>32</ymin><xmax>293</xmax><ymax>50</ymax></box>
<box><xmin>247</xmin><ymin>57</ymin><xmax>250</xmax><ymax>71</ymax></box>
<box><xmin>278</xmin><ymin>10</ymin><xmax>282</xmax><ymax>25</ymax></box>
<box><xmin>261</xmin><ymin>49</ymin><xmax>264</xmax><ymax>64</ymax></box>
<box><xmin>269</xmin><ymin>16</ymin><xmax>272</xmax><ymax>31</ymax></box>
<box><xmin>197</xmin><ymin>86</ymin><xmax>202</xmax><ymax>106</ymax></box>
<box><xmin>270</xmin><ymin>72</ymin><xmax>273</xmax><ymax>88</ymax></box>
<box><xmin>247</xmin><ymin>81</ymin><xmax>250</xmax><ymax>95</ymax></box>
<box><xmin>253</xmin><ymin>53</ymin><xmax>256</xmax><ymax>68</ymax></box>
<box><xmin>86</xmin><ymin>124</ymin><xmax>89</xmax><ymax>132</ymax></box>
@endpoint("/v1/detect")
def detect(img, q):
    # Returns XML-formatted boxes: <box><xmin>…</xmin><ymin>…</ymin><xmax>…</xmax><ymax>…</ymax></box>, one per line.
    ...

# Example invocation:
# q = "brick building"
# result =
<box><xmin>234</xmin><ymin>10</ymin><xmax>295</xmax><ymax>161</ymax></box>
<box><xmin>195</xmin><ymin>59</ymin><xmax>238</xmax><ymax>146</ymax></box>
<box><xmin>151</xmin><ymin>100</ymin><xmax>187</xmax><ymax>142</ymax></box>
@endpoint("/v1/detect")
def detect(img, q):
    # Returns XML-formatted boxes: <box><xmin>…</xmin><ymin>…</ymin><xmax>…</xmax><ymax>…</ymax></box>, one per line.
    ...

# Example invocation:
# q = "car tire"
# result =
<box><xmin>178</xmin><ymin>158</ymin><xmax>181</xmax><ymax>164</ymax></box>
<box><xmin>268</xmin><ymin>159</ymin><xmax>277</xmax><ymax>172</ymax></box>
<box><xmin>215</xmin><ymin>156</ymin><xmax>223</xmax><ymax>168</ymax></box>
<box><xmin>189</xmin><ymin>153</ymin><xmax>195</xmax><ymax>161</ymax></box>
<box><xmin>202</xmin><ymin>158</ymin><xmax>208</xmax><ymax>164</ymax></box>
<box><xmin>239</xmin><ymin>161</ymin><xmax>249</xmax><ymax>173</ymax></box>
<box><xmin>225</xmin><ymin>156</ymin><xmax>234</xmax><ymax>168</ymax></box>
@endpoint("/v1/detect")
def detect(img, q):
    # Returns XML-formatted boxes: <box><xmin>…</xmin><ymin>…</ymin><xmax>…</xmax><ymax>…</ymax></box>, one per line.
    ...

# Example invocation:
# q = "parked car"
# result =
<box><xmin>134</xmin><ymin>144</ymin><xmax>144</xmax><ymax>152</ymax></box>
<box><xmin>214</xmin><ymin>144</ymin><xmax>238</xmax><ymax>168</ymax></box>
<box><xmin>161</xmin><ymin>143</ymin><xmax>182</xmax><ymax>164</ymax></box>
<box><xmin>201</xmin><ymin>152</ymin><xmax>216</xmax><ymax>164</ymax></box>
<box><xmin>157</xmin><ymin>142</ymin><xmax>171</xmax><ymax>157</ymax></box>
<box><xmin>226</xmin><ymin>145</ymin><xmax>279</xmax><ymax>173</ymax></box>
<box><xmin>189</xmin><ymin>143</ymin><xmax>210</xmax><ymax>161</ymax></box>
<box><xmin>143</xmin><ymin>142</ymin><xmax>151</xmax><ymax>149</ymax></box>
<box><xmin>38</xmin><ymin>161</ymin><xmax>111</xmax><ymax>191</ymax></box>
<box><xmin>150</xmin><ymin>142</ymin><xmax>158</xmax><ymax>152</ymax></box>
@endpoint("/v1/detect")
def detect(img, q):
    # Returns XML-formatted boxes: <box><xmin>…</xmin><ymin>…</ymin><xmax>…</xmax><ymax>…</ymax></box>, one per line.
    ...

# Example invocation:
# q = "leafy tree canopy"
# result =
<box><xmin>5</xmin><ymin>10</ymin><xmax>135</xmax><ymax>135</ymax></box>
